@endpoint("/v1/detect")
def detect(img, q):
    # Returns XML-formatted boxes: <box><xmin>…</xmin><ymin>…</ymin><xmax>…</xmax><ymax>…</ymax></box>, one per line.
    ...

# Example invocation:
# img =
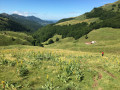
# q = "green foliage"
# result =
<box><xmin>48</xmin><ymin>39</ymin><xmax>54</xmax><ymax>44</ymax></box>
<box><xmin>56</xmin><ymin>17</ymin><xmax>74</xmax><ymax>23</ymax></box>
<box><xmin>19</xmin><ymin>66</ymin><xmax>29</xmax><ymax>77</ymax></box>
<box><xmin>85</xmin><ymin>7</ymin><xmax>117</xmax><ymax>20</ymax></box>
<box><xmin>34</xmin><ymin>22</ymin><xmax>90</xmax><ymax>42</ymax></box>
<box><xmin>10</xmin><ymin>61</ymin><xmax>16</xmax><ymax>67</ymax></box>
<box><xmin>112</xmin><ymin>4</ymin><xmax>116</xmax><ymax>7</ymax></box>
<box><xmin>0</xmin><ymin>16</ymin><xmax>31</xmax><ymax>32</ymax></box>
<box><xmin>2</xmin><ymin>59</ymin><xmax>8</xmax><ymax>65</ymax></box>
<box><xmin>32</xmin><ymin>39</ymin><xmax>44</xmax><ymax>47</ymax></box>
<box><xmin>118</xmin><ymin>4</ymin><xmax>120</xmax><ymax>8</ymax></box>
<box><xmin>0</xmin><ymin>45</ymin><xmax>120</xmax><ymax>89</ymax></box>
<box><xmin>85</xmin><ymin>35</ymin><xmax>88</xmax><ymax>39</ymax></box>
<box><xmin>0</xmin><ymin>31</ymin><xmax>34</xmax><ymax>46</ymax></box>
<box><xmin>56</xmin><ymin>37</ymin><xmax>59</xmax><ymax>41</ymax></box>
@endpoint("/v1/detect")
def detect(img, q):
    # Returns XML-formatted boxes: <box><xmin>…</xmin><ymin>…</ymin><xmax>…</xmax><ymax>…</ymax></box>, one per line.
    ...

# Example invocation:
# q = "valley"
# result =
<box><xmin>0</xmin><ymin>0</ymin><xmax>120</xmax><ymax>89</ymax></box>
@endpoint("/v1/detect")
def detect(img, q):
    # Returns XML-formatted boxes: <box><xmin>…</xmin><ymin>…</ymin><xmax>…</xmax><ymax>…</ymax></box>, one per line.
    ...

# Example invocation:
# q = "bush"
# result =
<box><xmin>19</xmin><ymin>67</ymin><xmax>29</xmax><ymax>77</ymax></box>
<box><xmin>39</xmin><ymin>43</ymin><xmax>44</xmax><ymax>47</ymax></box>
<box><xmin>118</xmin><ymin>4</ymin><xmax>120</xmax><ymax>8</ymax></box>
<box><xmin>112</xmin><ymin>4</ymin><xmax>116</xmax><ymax>7</ymax></box>
<box><xmin>10</xmin><ymin>61</ymin><xmax>16</xmax><ymax>67</ymax></box>
<box><xmin>85</xmin><ymin>35</ymin><xmax>88</xmax><ymax>39</ymax></box>
<box><xmin>56</xmin><ymin>38</ymin><xmax>59</xmax><ymax>41</ymax></box>
<box><xmin>12</xmin><ymin>37</ymin><xmax>16</xmax><ymax>41</ymax></box>
<box><xmin>48</xmin><ymin>39</ymin><xmax>54</xmax><ymax>44</ymax></box>
<box><xmin>2</xmin><ymin>59</ymin><xmax>8</xmax><ymax>65</ymax></box>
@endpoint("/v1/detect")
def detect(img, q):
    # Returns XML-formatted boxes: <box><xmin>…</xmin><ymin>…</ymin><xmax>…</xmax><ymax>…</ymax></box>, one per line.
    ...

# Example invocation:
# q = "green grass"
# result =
<box><xmin>0</xmin><ymin>28</ymin><xmax>120</xmax><ymax>89</ymax></box>
<box><xmin>44</xmin><ymin>27</ymin><xmax>120</xmax><ymax>54</ymax></box>
<box><xmin>0</xmin><ymin>45</ymin><xmax>120</xmax><ymax>89</ymax></box>
<box><xmin>55</xmin><ymin>18</ymin><xmax>99</xmax><ymax>26</ymax></box>
<box><xmin>0</xmin><ymin>31</ymin><xmax>34</xmax><ymax>46</ymax></box>
<box><xmin>102</xmin><ymin>0</ymin><xmax>120</xmax><ymax>12</ymax></box>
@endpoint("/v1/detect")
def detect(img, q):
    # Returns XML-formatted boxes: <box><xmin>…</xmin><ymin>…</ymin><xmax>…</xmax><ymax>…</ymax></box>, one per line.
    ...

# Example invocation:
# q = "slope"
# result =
<box><xmin>0</xmin><ymin>31</ymin><xmax>34</xmax><ymax>46</ymax></box>
<box><xmin>0</xmin><ymin>13</ymin><xmax>54</xmax><ymax>32</ymax></box>
<box><xmin>0</xmin><ymin>16</ymin><xmax>30</xmax><ymax>32</ymax></box>
<box><xmin>34</xmin><ymin>0</ymin><xmax>120</xmax><ymax>44</ymax></box>
<box><xmin>0</xmin><ymin>45</ymin><xmax>120</xmax><ymax>89</ymax></box>
<box><xmin>56</xmin><ymin>0</ymin><xmax>120</xmax><ymax>26</ymax></box>
<box><xmin>44</xmin><ymin>27</ymin><xmax>120</xmax><ymax>54</ymax></box>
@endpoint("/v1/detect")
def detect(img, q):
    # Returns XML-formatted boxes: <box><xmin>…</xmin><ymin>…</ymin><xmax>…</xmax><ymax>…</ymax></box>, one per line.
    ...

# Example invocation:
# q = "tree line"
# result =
<box><xmin>33</xmin><ymin>7</ymin><xmax>120</xmax><ymax>45</ymax></box>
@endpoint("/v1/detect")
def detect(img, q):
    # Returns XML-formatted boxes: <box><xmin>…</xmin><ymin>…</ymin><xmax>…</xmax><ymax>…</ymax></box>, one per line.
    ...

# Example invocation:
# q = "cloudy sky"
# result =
<box><xmin>0</xmin><ymin>0</ymin><xmax>118</xmax><ymax>20</ymax></box>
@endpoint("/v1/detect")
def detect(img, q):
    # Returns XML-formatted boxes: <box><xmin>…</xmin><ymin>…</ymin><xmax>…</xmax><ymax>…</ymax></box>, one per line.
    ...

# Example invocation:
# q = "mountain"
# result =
<box><xmin>0</xmin><ymin>16</ymin><xmax>30</xmax><ymax>32</ymax></box>
<box><xmin>33</xmin><ymin>0</ymin><xmax>120</xmax><ymax>44</ymax></box>
<box><xmin>11</xmin><ymin>14</ymin><xmax>54</xmax><ymax>26</ymax></box>
<box><xmin>25</xmin><ymin>15</ymin><xmax>54</xmax><ymax>26</ymax></box>
<box><xmin>56</xmin><ymin>0</ymin><xmax>120</xmax><ymax>26</ymax></box>
<box><xmin>0</xmin><ymin>15</ymin><xmax>35</xmax><ymax>46</ymax></box>
<box><xmin>0</xmin><ymin>13</ymin><xmax>54</xmax><ymax>32</ymax></box>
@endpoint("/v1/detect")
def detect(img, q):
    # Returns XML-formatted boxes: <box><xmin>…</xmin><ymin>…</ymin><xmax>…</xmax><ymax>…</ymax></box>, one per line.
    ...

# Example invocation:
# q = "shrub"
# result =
<box><xmin>10</xmin><ymin>61</ymin><xmax>16</xmax><ymax>67</ymax></box>
<box><xmin>12</xmin><ymin>37</ymin><xmax>16</xmax><ymax>41</ymax></box>
<box><xmin>19</xmin><ymin>67</ymin><xmax>29</xmax><ymax>77</ymax></box>
<box><xmin>56</xmin><ymin>38</ymin><xmax>59</xmax><ymax>41</ymax></box>
<box><xmin>85</xmin><ymin>35</ymin><xmax>88</xmax><ymax>39</ymax></box>
<box><xmin>112</xmin><ymin>4</ymin><xmax>116</xmax><ymax>7</ymax></box>
<box><xmin>48</xmin><ymin>39</ymin><xmax>54</xmax><ymax>44</ymax></box>
<box><xmin>2</xmin><ymin>59</ymin><xmax>8</xmax><ymax>65</ymax></box>
<box><xmin>39</xmin><ymin>43</ymin><xmax>44</xmax><ymax>47</ymax></box>
<box><xmin>118</xmin><ymin>4</ymin><xmax>120</xmax><ymax>8</ymax></box>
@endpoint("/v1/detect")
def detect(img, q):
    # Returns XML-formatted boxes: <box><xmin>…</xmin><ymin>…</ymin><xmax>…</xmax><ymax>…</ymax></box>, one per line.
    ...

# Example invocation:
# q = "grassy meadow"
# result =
<box><xmin>0</xmin><ymin>31</ymin><xmax>33</xmax><ymax>46</ymax></box>
<box><xmin>55</xmin><ymin>18</ymin><xmax>99</xmax><ymax>26</ymax></box>
<box><xmin>0</xmin><ymin>27</ymin><xmax>120</xmax><ymax>90</ymax></box>
<box><xmin>44</xmin><ymin>28</ymin><xmax>120</xmax><ymax>54</ymax></box>
<box><xmin>0</xmin><ymin>45</ymin><xmax>120</xmax><ymax>90</ymax></box>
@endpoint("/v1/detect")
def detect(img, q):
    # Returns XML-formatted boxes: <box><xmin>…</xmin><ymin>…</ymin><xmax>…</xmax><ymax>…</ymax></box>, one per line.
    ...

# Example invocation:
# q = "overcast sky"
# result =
<box><xmin>0</xmin><ymin>0</ymin><xmax>118</xmax><ymax>20</ymax></box>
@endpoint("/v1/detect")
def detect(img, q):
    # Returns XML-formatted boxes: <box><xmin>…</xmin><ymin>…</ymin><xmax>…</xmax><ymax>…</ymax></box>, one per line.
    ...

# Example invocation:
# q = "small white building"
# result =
<box><xmin>91</xmin><ymin>41</ymin><xmax>96</xmax><ymax>44</ymax></box>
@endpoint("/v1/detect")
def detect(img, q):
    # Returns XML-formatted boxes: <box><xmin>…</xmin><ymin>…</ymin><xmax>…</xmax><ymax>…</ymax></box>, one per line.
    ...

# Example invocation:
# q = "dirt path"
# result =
<box><xmin>97</xmin><ymin>67</ymin><xmax>117</xmax><ymax>79</ymax></box>
<box><xmin>92</xmin><ymin>66</ymin><xmax>117</xmax><ymax>89</ymax></box>
<box><xmin>92</xmin><ymin>73</ymin><xmax>102</xmax><ymax>88</ymax></box>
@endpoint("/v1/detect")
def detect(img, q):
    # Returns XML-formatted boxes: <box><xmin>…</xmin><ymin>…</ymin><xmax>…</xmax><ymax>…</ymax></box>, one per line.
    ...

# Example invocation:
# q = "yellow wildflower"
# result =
<box><xmin>1</xmin><ymin>81</ymin><xmax>5</xmax><ymax>84</ymax></box>
<box><xmin>21</xmin><ymin>60</ymin><xmax>23</xmax><ymax>64</ymax></box>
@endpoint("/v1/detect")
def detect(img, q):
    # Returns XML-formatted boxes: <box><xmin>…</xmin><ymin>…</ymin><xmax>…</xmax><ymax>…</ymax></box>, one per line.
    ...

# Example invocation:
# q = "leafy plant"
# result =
<box><xmin>19</xmin><ymin>66</ymin><xmax>29</xmax><ymax>77</ymax></box>
<box><xmin>48</xmin><ymin>39</ymin><xmax>54</xmax><ymax>44</ymax></box>
<box><xmin>2</xmin><ymin>59</ymin><xmax>8</xmax><ymax>65</ymax></box>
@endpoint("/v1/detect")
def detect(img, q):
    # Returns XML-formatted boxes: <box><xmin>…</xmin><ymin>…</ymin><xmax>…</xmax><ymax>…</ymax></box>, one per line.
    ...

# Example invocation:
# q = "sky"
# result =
<box><xmin>0</xmin><ymin>0</ymin><xmax>118</xmax><ymax>20</ymax></box>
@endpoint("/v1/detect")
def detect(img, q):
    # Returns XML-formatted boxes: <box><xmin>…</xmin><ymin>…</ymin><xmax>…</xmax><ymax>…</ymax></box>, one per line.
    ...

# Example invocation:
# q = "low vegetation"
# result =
<box><xmin>0</xmin><ymin>31</ymin><xmax>34</xmax><ymax>46</ymax></box>
<box><xmin>0</xmin><ymin>45</ymin><xmax>120</xmax><ymax>89</ymax></box>
<box><xmin>44</xmin><ymin>28</ymin><xmax>120</xmax><ymax>54</ymax></box>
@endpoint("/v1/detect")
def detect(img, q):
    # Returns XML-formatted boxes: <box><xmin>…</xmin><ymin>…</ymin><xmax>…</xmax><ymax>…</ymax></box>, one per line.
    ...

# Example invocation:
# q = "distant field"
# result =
<box><xmin>0</xmin><ymin>45</ymin><xmax>120</xmax><ymax>89</ymax></box>
<box><xmin>56</xmin><ymin>18</ymin><xmax>99</xmax><ymax>26</ymax></box>
<box><xmin>44</xmin><ymin>28</ymin><xmax>120</xmax><ymax>54</ymax></box>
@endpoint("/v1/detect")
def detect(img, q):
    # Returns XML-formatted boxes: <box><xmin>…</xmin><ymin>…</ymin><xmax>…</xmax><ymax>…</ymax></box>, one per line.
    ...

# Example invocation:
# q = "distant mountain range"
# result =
<box><xmin>11</xmin><ymin>14</ymin><xmax>54</xmax><ymax>26</ymax></box>
<box><xmin>0</xmin><ymin>13</ymin><xmax>54</xmax><ymax>32</ymax></box>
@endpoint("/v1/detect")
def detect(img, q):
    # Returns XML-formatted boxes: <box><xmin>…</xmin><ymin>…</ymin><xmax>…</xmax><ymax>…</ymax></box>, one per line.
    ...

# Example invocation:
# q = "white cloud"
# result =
<box><xmin>12</xmin><ymin>11</ymin><xmax>29</xmax><ymax>16</ymax></box>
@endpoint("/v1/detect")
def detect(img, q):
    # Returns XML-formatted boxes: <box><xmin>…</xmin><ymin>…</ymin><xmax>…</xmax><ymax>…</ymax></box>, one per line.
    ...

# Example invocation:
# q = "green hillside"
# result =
<box><xmin>1</xmin><ymin>1</ymin><xmax>120</xmax><ymax>90</ymax></box>
<box><xmin>34</xmin><ymin>0</ymin><xmax>120</xmax><ymax>44</ymax></box>
<box><xmin>56</xmin><ymin>0</ymin><xmax>120</xmax><ymax>26</ymax></box>
<box><xmin>102</xmin><ymin>0</ymin><xmax>120</xmax><ymax>11</ymax></box>
<box><xmin>44</xmin><ymin>28</ymin><xmax>120</xmax><ymax>54</ymax></box>
<box><xmin>0</xmin><ymin>31</ymin><xmax>34</xmax><ymax>46</ymax></box>
<box><xmin>0</xmin><ymin>16</ymin><xmax>30</xmax><ymax>32</ymax></box>
<box><xmin>0</xmin><ymin>45</ymin><xmax>120</xmax><ymax>89</ymax></box>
